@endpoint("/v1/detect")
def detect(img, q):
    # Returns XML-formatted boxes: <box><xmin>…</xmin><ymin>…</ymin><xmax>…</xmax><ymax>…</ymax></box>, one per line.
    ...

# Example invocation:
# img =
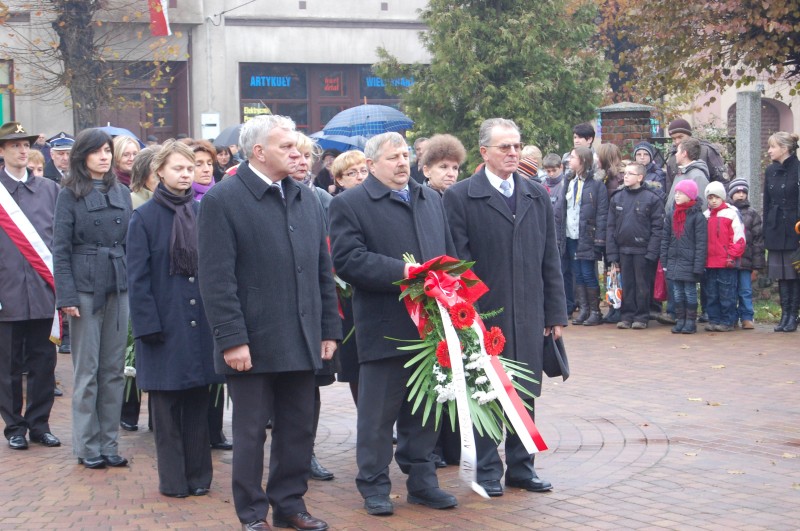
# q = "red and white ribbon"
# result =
<box><xmin>0</xmin><ymin>181</ymin><xmax>61</xmax><ymax>343</ymax></box>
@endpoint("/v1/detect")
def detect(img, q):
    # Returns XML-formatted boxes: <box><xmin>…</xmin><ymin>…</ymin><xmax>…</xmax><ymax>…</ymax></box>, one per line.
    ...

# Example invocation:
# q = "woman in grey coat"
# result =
<box><xmin>53</xmin><ymin>129</ymin><xmax>132</xmax><ymax>469</ymax></box>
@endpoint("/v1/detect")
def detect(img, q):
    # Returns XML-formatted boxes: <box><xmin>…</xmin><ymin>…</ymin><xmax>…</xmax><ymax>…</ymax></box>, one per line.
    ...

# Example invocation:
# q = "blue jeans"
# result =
<box><xmin>705</xmin><ymin>268</ymin><xmax>738</xmax><ymax>326</ymax></box>
<box><xmin>672</xmin><ymin>280</ymin><xmax>698</xmax><ymax>307</ymax></box>
<box><xmin>566</xmin><ymin>238</ymin><xmax>598</xmax><ymax>287</ymax></box>
<box><xmin>736</xmin><ymin>270</ymin><xmax>754</xmax><ymax>321</ymax></box>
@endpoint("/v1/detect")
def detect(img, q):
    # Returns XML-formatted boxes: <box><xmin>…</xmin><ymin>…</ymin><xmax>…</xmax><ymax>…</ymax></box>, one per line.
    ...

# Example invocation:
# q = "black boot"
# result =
<box><xmin>784</xmin><ymin>280</ymin><xmax>800</xmax><ymax>332</ymax></box>
<box><xmin>671</xmin><ymin>303</ymin><xmax>686</xmax><ymax>334</ymax></box>
<box><xmin>583</xmin><ymin>287</ymin><xmax>603</xmax><ymax>326</ymax></box>
<box><xmin>682</xmin><ymin>306</ymin><xmax>697</xmax><ymax>334</ymax></box>
<box><xmin>774</xmin><ymin>280</ymin><xmax>791</xmax><ymax>332</ymax></box>
<box><xmin>572</xmin><ymin>285</ymin><xmax>589</xmax><ymax>325</ymax></box>
<box><xmin>602</xmin><ymin>306</ymin><xmax>621</xmax><ymax>324</ymax></box>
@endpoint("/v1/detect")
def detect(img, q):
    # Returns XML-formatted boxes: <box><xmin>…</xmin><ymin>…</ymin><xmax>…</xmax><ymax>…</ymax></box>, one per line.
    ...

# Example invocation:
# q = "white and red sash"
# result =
<box><xmin>0</xmin><ymin>178</ymin><xmax>61</xmax><ymax>343</ymax></box>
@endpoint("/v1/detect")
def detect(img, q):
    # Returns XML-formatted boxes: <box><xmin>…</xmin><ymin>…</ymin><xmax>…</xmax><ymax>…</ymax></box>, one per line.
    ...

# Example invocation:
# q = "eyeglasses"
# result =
<box><xmin>623</xmin><ymin>171</ymin><xmax>643</xmax><ymax>176</ymax></box>
<box><xmin>485</xmin><ymin>143</ymin><xmax>523</xmax><ymax>153</ymax></box>
<box><xmin>344</xmin><ymin>168</ymin><xmax>369</xmax><ymax>178</ymax></box>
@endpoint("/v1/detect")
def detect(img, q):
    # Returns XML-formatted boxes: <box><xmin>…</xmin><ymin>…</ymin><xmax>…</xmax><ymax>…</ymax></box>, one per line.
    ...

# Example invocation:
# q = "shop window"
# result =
<box><xmin>240</xmin><ymin>64</ymin><xmax>307</xmax><ymax>100</ymax></box>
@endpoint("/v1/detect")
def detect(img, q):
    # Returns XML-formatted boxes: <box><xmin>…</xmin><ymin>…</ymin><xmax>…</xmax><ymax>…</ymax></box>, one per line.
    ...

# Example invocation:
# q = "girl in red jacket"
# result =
<box><xmin>703</xmin><ymin>181</ymin><xmax>746</xmax><ymax>332</ymax></box>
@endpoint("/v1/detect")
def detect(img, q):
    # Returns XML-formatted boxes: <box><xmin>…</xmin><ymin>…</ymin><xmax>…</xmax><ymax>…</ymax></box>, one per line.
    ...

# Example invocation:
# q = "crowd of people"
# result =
<box><xmin>0</xmin><ymin>113</ymin><xmax>797</xmax><ymax>531</ymax></box>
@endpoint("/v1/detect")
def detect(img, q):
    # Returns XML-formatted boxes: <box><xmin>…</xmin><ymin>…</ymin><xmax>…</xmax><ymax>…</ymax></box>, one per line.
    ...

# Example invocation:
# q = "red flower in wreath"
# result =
<box><xmin>484</xmin><ymin>327</ymin><xmax>506</xmax><ymax>356</ymax></box>
<box><xmin>436</xmin><ymin>340</ymin><xmax>451</xmax><ymax>368</ymax></box>
<box><xmin>449</xmin><ymin>302</ymin><xmax>476</xmax><ymax>329</ymax></box>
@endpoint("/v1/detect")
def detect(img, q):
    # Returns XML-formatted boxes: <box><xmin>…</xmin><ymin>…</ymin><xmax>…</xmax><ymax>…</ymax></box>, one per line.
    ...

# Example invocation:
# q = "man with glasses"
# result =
<box><xmin>443</xmin><ymin>118</ymin><xmax>567</xmax><ymax>497</ymax></box>
<box><xmin>605</xmin><ymin>163</ymin><xmax>664</xmax><ymax>329</ymax></box>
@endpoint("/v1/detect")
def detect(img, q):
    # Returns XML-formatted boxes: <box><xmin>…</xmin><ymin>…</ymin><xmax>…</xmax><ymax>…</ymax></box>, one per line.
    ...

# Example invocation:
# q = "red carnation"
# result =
<box><xmin>484</xmin><ymin>327</ymin><xmax>506</xmax><ymax>356</ymax></box>
<box><xmin>449</xmin><ymin>302</ymin><xmax>476</xmax><ymax>329</ymax></box>
<box><xmin>436</xmin><ymin>340</ymin><xmax>451</xmax><ymax>368</ymax></box>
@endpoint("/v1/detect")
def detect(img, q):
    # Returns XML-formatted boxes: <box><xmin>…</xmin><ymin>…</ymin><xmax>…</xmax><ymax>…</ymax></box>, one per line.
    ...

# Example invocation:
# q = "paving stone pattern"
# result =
<box><xmin>1</xmin><ymin>322</ymin><xmax>798</xmax><ymax>529</ymax></box>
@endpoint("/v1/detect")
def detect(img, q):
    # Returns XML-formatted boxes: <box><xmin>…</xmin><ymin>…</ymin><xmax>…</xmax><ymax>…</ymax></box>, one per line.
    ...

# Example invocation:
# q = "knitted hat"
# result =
<box><xmin>705</xmin><ymin>181</ymin><xmax>726</xmax><ymax>201</ymax></box>
<box><xmin>728</xmin><ymin>178</ymin><xmax>749</xmax><ymax>196</ymax></box>
<box><xmin>517</xmin><ymin>157</ymin><xmax>538</xmax><ymax>179</ymax></box>
<box><xmin>633</xmin><ymin>141</ymin><xmax>655</xmax><ymax>161</ymax></box>
<box><xmin>668</xmin><ymin>119</ymin><xmax>692</xmax><ymax>136</ymax></box>
<box><xmin>674</xmin><ymin>179</ymin><xmax>698</xmax><ymax>201</ymax></box>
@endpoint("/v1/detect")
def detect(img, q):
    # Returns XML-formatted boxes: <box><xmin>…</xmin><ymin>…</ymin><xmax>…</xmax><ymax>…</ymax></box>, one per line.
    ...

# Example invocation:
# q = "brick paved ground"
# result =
<box><xmin>1</xmin><ymin>321</ymin><xmax>798</xmax><ymax>530</ymax></box>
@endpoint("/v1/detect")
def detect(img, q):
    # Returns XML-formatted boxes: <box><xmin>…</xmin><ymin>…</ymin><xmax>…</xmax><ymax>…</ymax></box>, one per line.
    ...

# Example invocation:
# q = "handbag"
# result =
<box><xmin>653</xmin><ymin>260</ymin><xmax>668</xmax><ymax>302</ymax></box>
<box><xmin>542</xmin><ymin>334</ymin><xmax>570</xmax><ymax>381</ymax></box>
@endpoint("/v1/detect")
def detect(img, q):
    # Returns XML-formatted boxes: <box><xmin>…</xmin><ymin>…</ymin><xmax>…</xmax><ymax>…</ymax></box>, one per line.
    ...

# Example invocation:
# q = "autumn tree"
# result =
<box><xmin>374</xmin><ymin>0</ymin><xmax>608</xmax><ymax>166</ymax></box>
<box><xmin>601</xmin><ymin>0</ymin><xmax>800</xmax><ymax>104</ymax></box>
<box><xmin>0</xmin><ymin>0</ymin><xmax>182</xmax><ymax>131</ymax></box>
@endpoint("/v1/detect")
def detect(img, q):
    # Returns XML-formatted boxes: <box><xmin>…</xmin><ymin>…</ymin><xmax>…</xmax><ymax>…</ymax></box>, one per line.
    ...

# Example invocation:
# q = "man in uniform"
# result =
<box><xmin>43</xmin><ymin>132</ymin><xmax>74</xmax><ymax>185</ymax></box>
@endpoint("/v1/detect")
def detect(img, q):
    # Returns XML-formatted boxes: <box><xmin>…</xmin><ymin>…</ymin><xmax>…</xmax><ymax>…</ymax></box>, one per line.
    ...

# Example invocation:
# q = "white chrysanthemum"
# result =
<box><xmin>475</xmin><ymin>375</ymin><xmax>488</xmax><ymax>385</ymax></box>
<box><xmin>124</xmin><ymin>366</ymin><xmax>136</xmax><ymax>378</ymax></box>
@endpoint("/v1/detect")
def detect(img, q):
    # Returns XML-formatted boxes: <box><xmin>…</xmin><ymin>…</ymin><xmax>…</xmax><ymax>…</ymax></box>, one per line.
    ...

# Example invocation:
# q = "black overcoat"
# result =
<box><xmin>197</xmin><ymin>162</ymin><xmax>342</xmax><ymax>376</ymax></box>
<box><xmin>126</xmin><ymin>198</ymin><xmax>222</xmax><ymax>390</ymax></box>
<box><xmin>328</xmin><ymin>175</ymin><xmax>456</xmax><ymax>363</ymax></box>
<box><xmin>763</xmin><ymin>154</ymin><xmax>800</xmax><ymax>252</ymax></box>
<box><xmin>443</xmin><ymin>170</ymin><xmax>568</xmax><ymax>397</ymax></box>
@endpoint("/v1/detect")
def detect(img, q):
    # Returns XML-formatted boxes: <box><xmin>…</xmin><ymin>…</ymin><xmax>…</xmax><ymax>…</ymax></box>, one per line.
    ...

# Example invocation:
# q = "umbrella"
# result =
<box><xmin>97</xmin><ymin>125</ymin><xmax>144</xmax><ymax>148</ymax></box>
<box><xmin>322</xmin><ymin>104</ymin><xmax>413</xmax><ymax>138</ymax></box>
<box><xmin>310</xmin><ymin>131</ymin><xmax>367</xmax><ymax>152</ymax></box>
<box><xmin>215</xmin><ymin>124</ymin><xmax>242</xmax><ymax>148</ymax></box>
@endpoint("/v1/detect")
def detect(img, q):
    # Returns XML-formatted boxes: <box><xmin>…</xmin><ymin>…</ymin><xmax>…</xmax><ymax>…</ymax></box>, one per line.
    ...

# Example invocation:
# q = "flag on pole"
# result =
<box><xmin>149</xmin><ymin>0</ymin><xmax>172</xmax><ymax>37</ymax></box>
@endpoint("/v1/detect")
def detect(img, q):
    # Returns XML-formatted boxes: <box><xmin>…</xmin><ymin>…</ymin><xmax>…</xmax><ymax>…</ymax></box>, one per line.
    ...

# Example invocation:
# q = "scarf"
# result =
<box><xmin>152</xmin><ymin>183</ymin><xmax>198</xmax><ymax>276</ymax></box>
<box><xmin>114</xmin><ymin>168</ymin><xmax>132</xmax><ymax>187</ymax></box>
<box><xmin>192</xmin><ymin>179</ymin><xmax>215</xmax><ymax>201</ymax></box>
<box><xmin>673</xmin><ymin>200</ymin><xmax>696</xmax><ymax>239</ymax></box>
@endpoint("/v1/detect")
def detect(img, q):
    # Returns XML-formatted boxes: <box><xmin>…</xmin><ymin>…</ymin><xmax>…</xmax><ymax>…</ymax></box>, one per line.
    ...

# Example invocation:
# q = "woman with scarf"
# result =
<box><xmin>213</xmin><ymin>145</ymin><xmax>237</xmax><ymax>182</ymax></box>
<box><xmin>191</xmin><ymin>141</ymin><xmax>216</xmax><ymax>201</ymax></box>
<box><xmin>126</xmin><ymin>140</ymin><xmax>219</xmax><ymax>497</ymax></box>
<box><xmin>112</xmin><ymin>135</ymin><xmax>140</xmax><ymax>188</ymax></box>
<box><xmin>53</xmin><ymin>129</ymin><xmax>132</xmax><ymax>469</ymax></box>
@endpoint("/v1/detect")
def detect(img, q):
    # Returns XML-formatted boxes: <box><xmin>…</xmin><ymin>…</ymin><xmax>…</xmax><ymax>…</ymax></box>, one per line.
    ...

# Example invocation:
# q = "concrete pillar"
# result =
<box><xmin>736</xmin><ymin>91</ymin><xmax>762</xmax><ymax>212</ymax></box>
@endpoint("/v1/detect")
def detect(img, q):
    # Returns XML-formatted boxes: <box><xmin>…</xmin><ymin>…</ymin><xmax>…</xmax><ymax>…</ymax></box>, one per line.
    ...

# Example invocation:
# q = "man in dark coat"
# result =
<box><xmin>329</xmin><ymin>132</ymin><xmax>458</xmax><ymax>517</ymax></box>
<box><xmin>443</xmin><ymin>118</ymin><xmax>567</xmax><ymax>497</ymax></box>
<box><xmin>42</xmin><ymin>133</ymin><xmax>73</xmax><ymax>185</ymax></box>
<box><xmin>0</xmin><ymin>121</ymin><xmax>62</xmax><ymax>451</ymax></box>
<box><xmin>198</xmin><ymin>115</ymin><xmax>341</xmax><ymax>531</ymax></box>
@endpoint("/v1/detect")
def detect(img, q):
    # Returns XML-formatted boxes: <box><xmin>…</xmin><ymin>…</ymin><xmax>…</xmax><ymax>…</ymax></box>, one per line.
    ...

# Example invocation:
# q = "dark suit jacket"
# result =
<box><xmin>197</xmin><ymin>162</ymin><xmax>342</xmax><ymax>376</ymax></box>
<box><xmin>329</xmin><ymin>175</ymin><xmax>456</xmax><ymax>363</ymax></box>
<box><xmin>43</xmin><ymin>160</ymin><xmax>64</xmax><ymax>184</ymax></box>
<box><xmin>443</xmin><ymin>170</ymin><xmax>567</xmax><ymax>396</ymax></box>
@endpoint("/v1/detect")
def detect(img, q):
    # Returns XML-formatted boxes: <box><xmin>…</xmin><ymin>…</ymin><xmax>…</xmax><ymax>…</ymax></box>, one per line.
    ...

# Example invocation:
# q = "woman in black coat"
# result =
<box><xmin>763</xmin><ymin>132</ymin><xmax>800</xmax><ymax>332</ymax></box>
<box><xmin>54</xmin><ymin>129</ymin><xmax>132</xmax><ymax>469</ymax></box>
<box><xmin>565</xmin><ymin>147</ymin><xmax>608</xmax><ymax>326</ymax></box>
<box><xmin>127</xmin><ymin>140</ymin><xmax>219</xmax><ymax>497</ymax></box>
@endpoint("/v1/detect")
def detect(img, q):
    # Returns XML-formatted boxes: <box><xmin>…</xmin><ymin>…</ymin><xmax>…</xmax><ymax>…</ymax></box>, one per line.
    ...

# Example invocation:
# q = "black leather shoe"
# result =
<box><xmin>101</xmin><ymin>454</ymin><xmax>128</xmax><ymax>467</ymax></box>
<box><xmin>78</xmin><ymin>456</ymin><xmax>106</xmax><ymax>469</ymax></box>
<box><xmin>478</xmin><ymin>480</ymin><xmax>504</xmax><ymax>497</ymax></box>
<box><xmin>272</xmin><ymin>511</ymin><xmax>328</xmax><ymax>530</ymax></box>
<box><xmin>310</xmin><ymin>454</ymin><xmax>334</xmax><ymax>481</ymax></box>
<box><xmin>32</xmin><ymin>432</ymin><xmax>61</xmax><ymax>447</ymax></box>
<box><xmin>506</xmin><ymin>475</ymin><xmax>553</xmax><ymax>492</ymax></box>
<box><xmin>58</xmin><ymin>344</ymin><xmax>71</xmax><ymax>354</ymax></box>
<box><xmin>407</xmin><ymin>487</ymin><xmax>458</xmax><ymax>509</ymax></box>
<box><xmin>161</xmin><ymin>491</ymin><xmax>189</xmax><ymax>498</ymax></box>
<box><xmin>211</xmin><ymin>440</ymin><xmax>233</xmax><ymax>450</ymax></box>
<box><xmin>364</xmin><ymin>495</ymin><xmax>394</xmax><ymax>516</ymax></box>
<box><xmin>8</xmin><ymin>435</ymin><xmax>28</xmax><ymax>450</ymax></box>
<box><xmin>54</xmin><ymin>386</ymin><xmax>63</xmax><ymax>397</ymax></box>
<box><xmin>190</xmin><ymin>487</ymin><xmax>209</xmax><ymax>496</ymax></box>
<box><xmin>120</xmin><ymin>421</ymin><xmax>138</xmax><ymax>432</ymax></box>
<box><xmin>241</xmin><ymin>520</ymin><xmax>270</xmax><ymax>531</ymax></box>
<box><xmin>431</xmin><ymin>453</ymin><xmax>447</xmax><ymax>469</ymax></box>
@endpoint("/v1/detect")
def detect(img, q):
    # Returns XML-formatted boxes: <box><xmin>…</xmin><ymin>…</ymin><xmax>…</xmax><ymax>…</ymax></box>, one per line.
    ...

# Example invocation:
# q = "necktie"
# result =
<box><xmin>270</xmin><ymin>182</ymin><xmax>285</xmax><ymax>203</ymax></box>
<box><xmin>500</xmin><ymin>180</ymin><xmax>512</xmax><ymax>198</ymax></box>
<box><xmin>393</xmin><ymin>189</ymin><xmax>410</xmax><ymax>203</ymax></box>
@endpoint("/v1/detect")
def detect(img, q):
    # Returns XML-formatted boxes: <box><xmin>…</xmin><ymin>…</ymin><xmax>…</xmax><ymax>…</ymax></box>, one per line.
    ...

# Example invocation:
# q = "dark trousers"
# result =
<box><xmin>0</xmin><ymin>319</ymin><xmax>56</xmax><ymax>439</ymax></box>
<box><xmin>560</xmin><ymin>251</ymin><xmax>575</xmax><ymax>313</ymax></box>
<box><xmin>619</xmin><ymin>254</ymin><xmax>654</xmax><ymax>324</ymax></box>
<box><xmin>356</xmin><ymin>355</ymin><xmax>440</xmax><ymax>498</ymax></box>
<box><xmin>120</xmin><ymin>377</ymin><xmax>141</xmax><ymax>426</ymax></box>
<box><xmin>208</xmin><ymin>384</ymin><xmax>226</xmax><ymax>444</ymax></box>
<box><xmin>705</xmin><ymin>268</ymin><xmax>738</xmax><ymax>326</ymax></box>
<box><xmin>227</xmin><ymin>371</ymin><xmax>315</xmax><ymax>523</ymax></box>
<box><xmin>475</xmin><ymin>398</ymin><xmax>537</xmax><ymax>482</ymax></box>
<box><xmin>149</xmin><ymin>386</ymin><xmax>213</xmax><ymax>496</ymax></box>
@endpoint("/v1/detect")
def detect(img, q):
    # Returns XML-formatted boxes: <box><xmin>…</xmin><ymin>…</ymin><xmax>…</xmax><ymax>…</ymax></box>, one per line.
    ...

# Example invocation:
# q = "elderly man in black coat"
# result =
<box><xmin>443</xmin><ymin>118</ymin><xmax>567</xmax><ymax>498</ymax></box>
<box><xmin>198</xmin><ymin>115</ymin><xmax>341</xmax><ymax>531</ymax></box>
<box><xmin>329</xmin><ymin>132</ymin><xmax>458</xmax><ymax>517</ymax></box>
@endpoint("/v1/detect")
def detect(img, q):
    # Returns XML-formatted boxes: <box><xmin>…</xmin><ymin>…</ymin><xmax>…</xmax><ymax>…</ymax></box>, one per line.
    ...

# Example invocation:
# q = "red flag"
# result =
<box><xmin>149</xmin><ymin>0</ymin><xmax>171</xmax><ymax>37</ymax></box>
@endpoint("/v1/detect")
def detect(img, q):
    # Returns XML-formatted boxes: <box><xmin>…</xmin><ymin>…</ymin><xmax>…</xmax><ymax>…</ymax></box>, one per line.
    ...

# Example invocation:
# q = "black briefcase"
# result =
<box><xmin>542</xmin><ymin>335</ymin><xmax>570</xmax><ymax>381</ymax></box>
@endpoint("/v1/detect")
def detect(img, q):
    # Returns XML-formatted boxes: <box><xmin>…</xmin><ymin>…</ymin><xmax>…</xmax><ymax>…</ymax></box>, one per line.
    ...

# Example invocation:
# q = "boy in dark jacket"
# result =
<box><xmin>633</xmin><ymin>142</ymin><xmax>666</xmax><ymax>192</ymax></box>
<box><xmin>660</xmin><ymin>180</ymin><xmax>707</xmax><ymax>334</ymax></box>
<box><xmin>606</xmin><ymin>163</ymin><xmax>664</xmax><ymax>329</ymax></box>
<box><xmin>728</xmin><ymin>178</ymin><xmax>765</xmax><ymax>329</ymax></box>
<box><xmin>542</xmin><ymin>153</ymin><xmax>572</xmax><ymax>316</ymax></box>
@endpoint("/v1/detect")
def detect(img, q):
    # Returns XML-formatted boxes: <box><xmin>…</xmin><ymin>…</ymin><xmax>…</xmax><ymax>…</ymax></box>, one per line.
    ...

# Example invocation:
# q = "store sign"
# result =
<box><xmin>240</xmin><ymin>64</ymin><xmax>307</xmax><ymax>100</ymax></box>
<box><xmin>242</xmin><ymin>103</ymin><xmax>272</xmax><ymax>122</ymax></box>
<box><xmin>250</xmin><ymin>76</ymin><xmax>292</xmax><ymax>88</ymax></box>
<box><xmin>323</xmin><ymin>76</ymin><xmax>341</xmax><ymax>93</ymax></box>
<box><xmin>364</xmin><ymin>76</ymin><xmax>414</xmax><ymax>88</ymax></box>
